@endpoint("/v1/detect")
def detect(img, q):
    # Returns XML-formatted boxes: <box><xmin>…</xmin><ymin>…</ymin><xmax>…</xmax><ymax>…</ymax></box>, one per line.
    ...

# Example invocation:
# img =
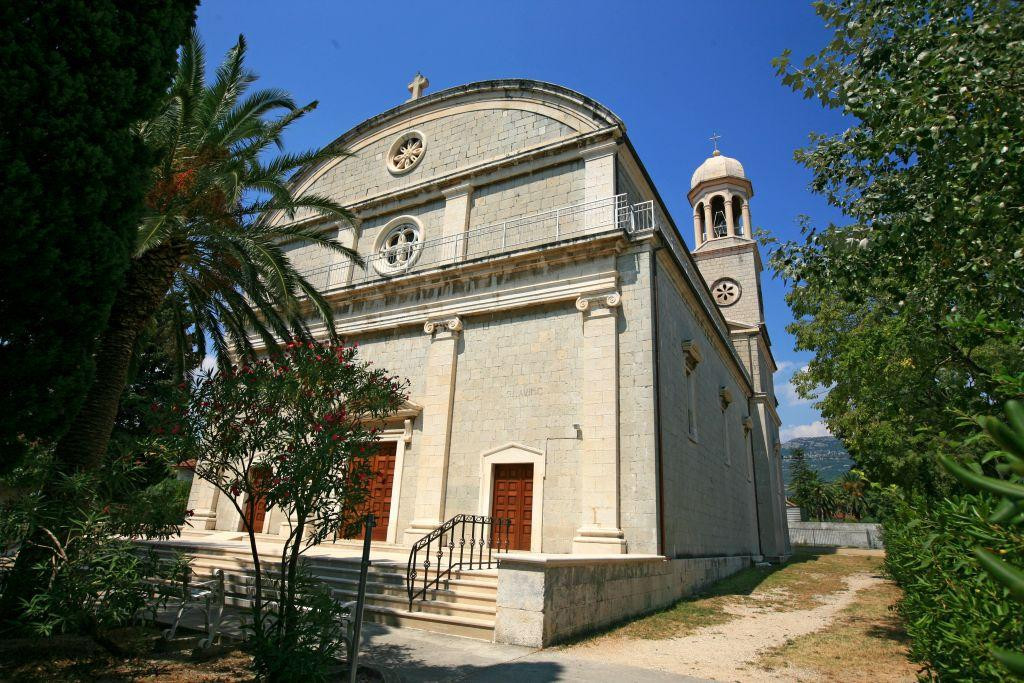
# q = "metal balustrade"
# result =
<box><xmin>406</xmin><ymin>514</ymin><xmax>511</xmax><ymax>610</ymax></box>
<box><xmin>300</xmin><ymin>194</ymin><xmax>656</xmax><ymax>292</ymax></box>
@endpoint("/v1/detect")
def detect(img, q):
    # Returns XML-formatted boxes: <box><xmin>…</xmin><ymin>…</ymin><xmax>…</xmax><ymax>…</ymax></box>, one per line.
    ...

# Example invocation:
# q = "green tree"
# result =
<box><xmin>2</xmin><ymin>30</ymin><xmax>355</xmax><ymax>626</ymax></box>
<box><xmin>54</xmin><ymin>31</ymin><xmax>357</xmax><ymax>477</ymax></box>
<box><xmin>789</xmin><ymin>447</ymin><xmax>832</xmax><ymax>520</ymax></box>
<box><xmin>770</xmin><ymin>0</ymin><xmax>1024</xmax><ymax>491</ymax></box>
<box><xmin>161</xmin><ymin>339</ymin><xmax>407</xmax><ymax>679</ymax></box>
<box><xmin>0</xmin><ymin>1</ymin><xmax>197</xmax><ymax>471</ymax></box>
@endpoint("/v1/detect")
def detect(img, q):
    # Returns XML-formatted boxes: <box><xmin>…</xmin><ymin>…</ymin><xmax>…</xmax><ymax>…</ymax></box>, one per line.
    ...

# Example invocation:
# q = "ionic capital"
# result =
<box><xmin>424</xmin><ymin>316</ymin><xmax>463</xmax><ymax>336</ymax></box>
<box><xmin>575</xmin><ymin>291</ymin><xmax>621</xmax><ymax>315</ymax></box>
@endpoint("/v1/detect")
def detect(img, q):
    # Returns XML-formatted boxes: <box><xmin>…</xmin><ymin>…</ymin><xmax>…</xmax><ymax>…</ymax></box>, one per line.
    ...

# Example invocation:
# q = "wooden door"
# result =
<box><xmin>365</xmin><ymin>442</ymin><xmax>397</xmax><ymax>541</ymax></box>
<box><xmin>490</xmin><ymin>463</ymin><xmax>534</xmax><ymax>551</ymax></box>
<box><xmin>244</xmin><ymin>471</ymin><xmax>268</xmax><ymax>533</ymax></box>
<box><xmin>343</xmin><ymin>442</ymin><xmax>397</xmax><ymax>542</ymax></box>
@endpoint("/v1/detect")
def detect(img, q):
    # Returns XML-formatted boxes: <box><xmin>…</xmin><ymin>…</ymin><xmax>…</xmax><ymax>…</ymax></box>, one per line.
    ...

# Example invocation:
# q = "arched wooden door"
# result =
<box><xmin>490</xmin><ymin>463</ymin><xmax>534</xmax><ymax>551</ymax></box>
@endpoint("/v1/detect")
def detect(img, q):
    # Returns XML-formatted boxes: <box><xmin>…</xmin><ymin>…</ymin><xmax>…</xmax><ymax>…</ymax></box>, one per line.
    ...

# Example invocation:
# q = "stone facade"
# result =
<box><xmin>185</xmin><ymin>79</ymin><xmax>790</xmax><ymax>632</ymax></box>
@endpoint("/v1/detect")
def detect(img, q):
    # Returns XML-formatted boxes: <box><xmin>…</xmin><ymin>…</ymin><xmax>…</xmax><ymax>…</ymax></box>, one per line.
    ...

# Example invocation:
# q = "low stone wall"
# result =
<box><xmin>493</xmin><ymin>553</ymin><xmax>751</xmax><ymax>647</ymax></box>
<box><xmin>788</xmin><ymin>521</ymin><xmax>884</xmax><ymax>549</ymax></box>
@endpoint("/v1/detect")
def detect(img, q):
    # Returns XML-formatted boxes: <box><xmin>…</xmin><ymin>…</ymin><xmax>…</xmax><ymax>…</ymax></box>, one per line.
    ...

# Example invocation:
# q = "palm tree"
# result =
<box><xmin>54</xmin><ymin>31</ymin><xmax>356</xmax><ymax>474</ymax></box>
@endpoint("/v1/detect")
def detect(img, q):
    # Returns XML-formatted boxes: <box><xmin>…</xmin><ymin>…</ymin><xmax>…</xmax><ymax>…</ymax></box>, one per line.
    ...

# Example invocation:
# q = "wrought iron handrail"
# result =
<box><xmin>406</xmin><ymin>514</ymin><xmax>512</xmax><ymax>610</ymax></box>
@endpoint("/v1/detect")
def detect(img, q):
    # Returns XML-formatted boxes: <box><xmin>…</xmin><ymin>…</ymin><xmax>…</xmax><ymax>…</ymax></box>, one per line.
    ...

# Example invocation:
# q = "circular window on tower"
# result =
<box><xmin>373</xmin><ymin>217</ymin><xmax>423</xmax><ymax>276</ymax></box>
<box><xmin>386</xmin><ymin>130</ymin><xmax>426</xmax><ymax>175</ymax></box>
<box><xmin>711</xmin><ymin>278</ymin><xmax>742</xmax><ymax>306</ymax></box>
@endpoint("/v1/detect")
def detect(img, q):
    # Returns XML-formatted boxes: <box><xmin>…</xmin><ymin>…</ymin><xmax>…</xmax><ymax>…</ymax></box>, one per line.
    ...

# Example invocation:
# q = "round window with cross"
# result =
<box><xmin>374</xmin><ymin>220</ymin><xmax>422</xmax><ymax>275</ymax></box>
<box><xmin>387</xmin><ymin>130</ymin><xmax>426</xmax><ymax>175</ymax></box>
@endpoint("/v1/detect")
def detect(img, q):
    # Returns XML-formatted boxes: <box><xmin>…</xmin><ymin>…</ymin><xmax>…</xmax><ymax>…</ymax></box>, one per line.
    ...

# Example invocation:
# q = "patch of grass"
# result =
<box><xmin>575</xmin><ymin>552</ymin><xmax>885</xmax><ymax>642</ymax></box>
<box><xmin>747</xmin><ymin>552</ymin><xmax>883</xmax><ymax>611</ymax></box>
<box><xmin>756</xmin><ymin>575</ymin><xmax>918</xmax><ymax>682</ymax></box>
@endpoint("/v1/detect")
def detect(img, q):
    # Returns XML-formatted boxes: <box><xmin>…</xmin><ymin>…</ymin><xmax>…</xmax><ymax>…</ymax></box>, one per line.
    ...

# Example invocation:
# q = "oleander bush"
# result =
<box><xmin>885</xmin><ymin>493</ymin><xmax>1024</xmax><ymax>680</ymax></box>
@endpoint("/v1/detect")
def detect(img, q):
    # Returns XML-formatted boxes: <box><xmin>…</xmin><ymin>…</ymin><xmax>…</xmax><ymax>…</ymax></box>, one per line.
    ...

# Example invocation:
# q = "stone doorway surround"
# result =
<box><xmin>365</xmin><ymin>415</ymin><xmax>415</xmax><ymax>544</ymax></box>
<box><xmin>478</xmin><ymin>443</ymin><xmax>545</xmax><ymax>553</ymax></box>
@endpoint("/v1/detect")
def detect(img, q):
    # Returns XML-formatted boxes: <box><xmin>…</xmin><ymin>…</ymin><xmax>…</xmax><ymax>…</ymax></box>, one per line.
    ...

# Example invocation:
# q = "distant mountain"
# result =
<box><xmin>781</xmin><ymin>436</ymin><xmax>854</xmax><ymax>488</ymax></box>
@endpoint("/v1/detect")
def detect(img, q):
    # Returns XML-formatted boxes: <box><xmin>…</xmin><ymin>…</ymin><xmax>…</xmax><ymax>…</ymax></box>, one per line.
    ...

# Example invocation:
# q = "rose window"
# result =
<box><xmin>387</xmin><ymin>131</ymin><xmax>426</xmax><ymax>174</ymax></box>
<box><xmin>374</xmin><ymin>222</ymin><xmax>421</xmax><ymax>275</ymax></box>
<box><xmin>711</xmin><ymin>278</ymin><xmax>741</xmax><ymax>306</ymax></box>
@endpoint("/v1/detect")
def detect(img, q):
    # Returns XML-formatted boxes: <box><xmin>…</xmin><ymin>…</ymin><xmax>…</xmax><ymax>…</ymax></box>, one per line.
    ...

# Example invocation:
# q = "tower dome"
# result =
<box><xmin>690</xmin><ymin>150</ymin><xmax>746</xmax><ymax>190</ymax></box>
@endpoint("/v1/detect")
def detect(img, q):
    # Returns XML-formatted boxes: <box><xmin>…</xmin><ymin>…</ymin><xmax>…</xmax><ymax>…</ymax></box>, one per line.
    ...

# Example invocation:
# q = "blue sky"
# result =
<box><xmin>197</xmin><ymin>1</ymin><xmax>848</xmax><ymax>441</ymax></box>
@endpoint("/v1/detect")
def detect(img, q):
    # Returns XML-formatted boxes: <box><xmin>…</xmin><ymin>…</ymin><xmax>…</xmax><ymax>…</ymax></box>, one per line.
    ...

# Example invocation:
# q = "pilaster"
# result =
<box><xmin>582</xmin><ymin>141</ymin><xmax>618</xmax><ymax>206</ymax></box>
<box><xmin>404</xmin><ymin>316</ymin><xmax>463</xmax><ymax>544</ymax></box>
<box><xmin>330</xmin><ymin>219</ymin><xmax>360</xmax><ymax>287</ymax></box>
<box><xmin>185</xmin><ymin>476</ymin><xmax>220</xmax><ymax>531</ymax></box>
<box><xmin>572</xmin><ymin>291</ymin><xmax>627</xmax><ymax>553</ymax></box>
<box><xmin>441</xmin><ymin>183</ymin><xmax>473</xmax><ymax>262</ymax></box>
<box><xmin>724</xmin><ymin>191</ymin><xmax>736</xmax><ymax>238</ymax></box>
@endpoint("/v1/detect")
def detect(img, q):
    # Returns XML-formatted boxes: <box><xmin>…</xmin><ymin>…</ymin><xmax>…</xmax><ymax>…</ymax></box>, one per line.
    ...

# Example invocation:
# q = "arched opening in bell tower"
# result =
<box><xmin>695</xmin><ymin>201</ymin><xmax>707</xmax><ymax>243</ymax></box>
<box><xmin>710</xmin><ymin>195</ymin><xmax>728</xmax><ymax>238</ymax></box>
<box><xmin>731</xmin><ymin>195</ymin><xmax>745</xmax><ymax>236</ymax></box>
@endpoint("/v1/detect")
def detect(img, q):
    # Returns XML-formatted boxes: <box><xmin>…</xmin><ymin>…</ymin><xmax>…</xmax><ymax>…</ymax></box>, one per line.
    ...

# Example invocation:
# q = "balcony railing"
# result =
<box><xmin>301</xmin><ymin>194</ymin><xmax>655</xmax><ymax>291</ymax></box>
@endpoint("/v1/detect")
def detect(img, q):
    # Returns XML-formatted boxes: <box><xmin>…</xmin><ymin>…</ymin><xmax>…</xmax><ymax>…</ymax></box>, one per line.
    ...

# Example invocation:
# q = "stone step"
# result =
<box><xmin>152</xmin><ymin>547</ymin><xmax>499</xmax><ymax>597</ymax></box>
<box><xmin>146</xmin><ymin>542</ymin><xmax>498</xmax><ymax>640</ymax></box>
<box><xmin>162</xmin><ymin>550</ymin><xmax>498</xmax><ymax>598</ymax></box>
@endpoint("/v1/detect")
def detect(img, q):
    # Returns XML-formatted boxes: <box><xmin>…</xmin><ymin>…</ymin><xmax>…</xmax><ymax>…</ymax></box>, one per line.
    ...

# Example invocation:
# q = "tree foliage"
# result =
<box><xmin>0</xmin><ymin>441</ymin><xmax>189</xmax><ymax>638</ymax></box>
<box><xmin>885</xmin><ymin>401</ymin><xmax>1024</xmax><ymax>679</ymax></box>
<box><xmin>789</xmin><ymin>447</ymin><xmax>896</xmax><ymax>521</ymax></box>
<box><xmin>160</xmin><ymin>339</ymin><xmax>407</xmax><ymax>679</ymax></box>
<box><xmin>770</xmin><ymin>0</ymin><xmax>1024</xmax><ymax>492</ymax></box>
<box><xmin>0</xmin><ymin>0</ymin><xmax>197</xmax><ymax>471</ymax></box>
<box><xmin>54</xmin><ymin>29</ymin><xmax>359</xmax><ymax>477</ymax></box>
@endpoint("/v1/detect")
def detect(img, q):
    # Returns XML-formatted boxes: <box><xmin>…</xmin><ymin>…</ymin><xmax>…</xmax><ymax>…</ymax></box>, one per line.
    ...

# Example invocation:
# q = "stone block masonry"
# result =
<box><xmin>494</xmin><ymin>553</ymin><xmax>752</xmax><ymax>647</ymax></box>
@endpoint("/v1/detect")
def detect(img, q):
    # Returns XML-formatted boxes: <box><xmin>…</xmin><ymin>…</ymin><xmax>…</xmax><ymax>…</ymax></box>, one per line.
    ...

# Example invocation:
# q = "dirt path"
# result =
<box><xmin>565</xmin><ymin>572</ymin><xmax>883</xmax><ymax>682</ymax></box>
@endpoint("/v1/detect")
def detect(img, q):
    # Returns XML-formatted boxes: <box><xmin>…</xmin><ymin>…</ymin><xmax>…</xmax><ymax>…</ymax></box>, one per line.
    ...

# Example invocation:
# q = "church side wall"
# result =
<box><xmin>616</xmin><ymin>247</ymin><xmax>659</xmax><ymax>554</ymax></box>
<box><xmin>654</xmin><ymin>259</ymin><xmax>760</xmax><ymax>558</ymax></box>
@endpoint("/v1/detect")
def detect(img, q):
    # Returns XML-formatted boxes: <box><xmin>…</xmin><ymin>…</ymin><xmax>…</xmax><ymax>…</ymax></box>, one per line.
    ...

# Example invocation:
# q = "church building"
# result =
<box><xmin>183</xmin><ymin>76</ymin><xmax>790</xmax><ymax>644</ymax></box>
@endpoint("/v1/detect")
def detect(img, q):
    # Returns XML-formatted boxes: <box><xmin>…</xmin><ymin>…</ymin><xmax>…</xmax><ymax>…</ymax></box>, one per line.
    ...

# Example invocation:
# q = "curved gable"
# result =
<box><xmin>285</xmin><ymin>80</ymin><xmax>624</xmax><ymax>213</ymax></box>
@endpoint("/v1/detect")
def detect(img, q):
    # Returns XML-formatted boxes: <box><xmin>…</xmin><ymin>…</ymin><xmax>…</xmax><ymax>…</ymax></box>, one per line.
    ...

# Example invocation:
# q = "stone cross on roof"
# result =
<box><xmin>407</xmin><ymin>72</ymin><xmax>429</xmax><ymax>101</ymax></box>
<box><xmin>709</xmin><ymin>132</ymin><xmax>722</xmax><ymax>156</ymax></box>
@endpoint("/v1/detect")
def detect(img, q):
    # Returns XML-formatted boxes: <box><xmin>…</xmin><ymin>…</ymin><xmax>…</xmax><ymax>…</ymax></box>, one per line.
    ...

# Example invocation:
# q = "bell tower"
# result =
<box><xmin>688</xmin><ymin>146</ymin><xmax>763</xmax><ymax>328</ymax></box>
<box><xmin>688</xmin><ymin>142</ymin><xmax>790</xmax><ymax>562</ymax></box>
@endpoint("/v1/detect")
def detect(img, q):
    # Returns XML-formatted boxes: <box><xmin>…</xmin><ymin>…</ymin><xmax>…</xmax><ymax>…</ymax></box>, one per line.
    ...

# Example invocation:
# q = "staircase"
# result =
<box><xmin>145</xmin><ymin>540</ymin><xmax>499</xmax><ymax>640</ymax></box>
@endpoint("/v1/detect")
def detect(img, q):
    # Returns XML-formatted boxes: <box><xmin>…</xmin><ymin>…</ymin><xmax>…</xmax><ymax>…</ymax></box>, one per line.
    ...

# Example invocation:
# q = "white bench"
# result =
<box><xmin>159</xmin><ymin>566</ymin><xmax>358</xmax><ymax>651</ymax></box>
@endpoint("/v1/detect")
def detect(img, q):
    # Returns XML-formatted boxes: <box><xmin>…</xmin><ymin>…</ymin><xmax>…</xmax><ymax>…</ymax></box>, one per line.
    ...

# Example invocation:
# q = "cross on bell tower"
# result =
<box><xmin>709</xmin><ymin>132</ymin><xmax>722</xmax><ymax>156</ymax></box>
<box><xmin>407</xmin><ymin>72</ymin><xmax>429</xmax><ymax>101</ymax></box>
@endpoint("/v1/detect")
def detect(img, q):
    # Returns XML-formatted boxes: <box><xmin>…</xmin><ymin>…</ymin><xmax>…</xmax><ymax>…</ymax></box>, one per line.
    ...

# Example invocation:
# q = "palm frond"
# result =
<box><xmin>139</xmin><ymin>31</ymin><xmax>353</xmax><ymax>362</ymax></box>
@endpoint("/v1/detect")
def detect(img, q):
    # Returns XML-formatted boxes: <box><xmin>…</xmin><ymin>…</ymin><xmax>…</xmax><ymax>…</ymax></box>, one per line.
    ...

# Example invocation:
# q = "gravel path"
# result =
<box><xmin>563</xmin><ymin>573</ymin><xmax>882</xmax><ymax>682</ymax></box>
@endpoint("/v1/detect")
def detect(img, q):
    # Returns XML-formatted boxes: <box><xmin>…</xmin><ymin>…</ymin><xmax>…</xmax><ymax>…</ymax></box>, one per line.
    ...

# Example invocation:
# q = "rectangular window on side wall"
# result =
<box><xmin>743</xmin><ymin>416</ymin><xmax>754</xmax><ymax>482</ymax></box>
<box><xmin>720</xmin><ymin>387</ymin><xmax>733</xmax><ymax>467</ymax></box>
<box><xmin>682</xmin><ymin>341</ymin><xmax>702</xmax><ymax>442</ymax></box>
